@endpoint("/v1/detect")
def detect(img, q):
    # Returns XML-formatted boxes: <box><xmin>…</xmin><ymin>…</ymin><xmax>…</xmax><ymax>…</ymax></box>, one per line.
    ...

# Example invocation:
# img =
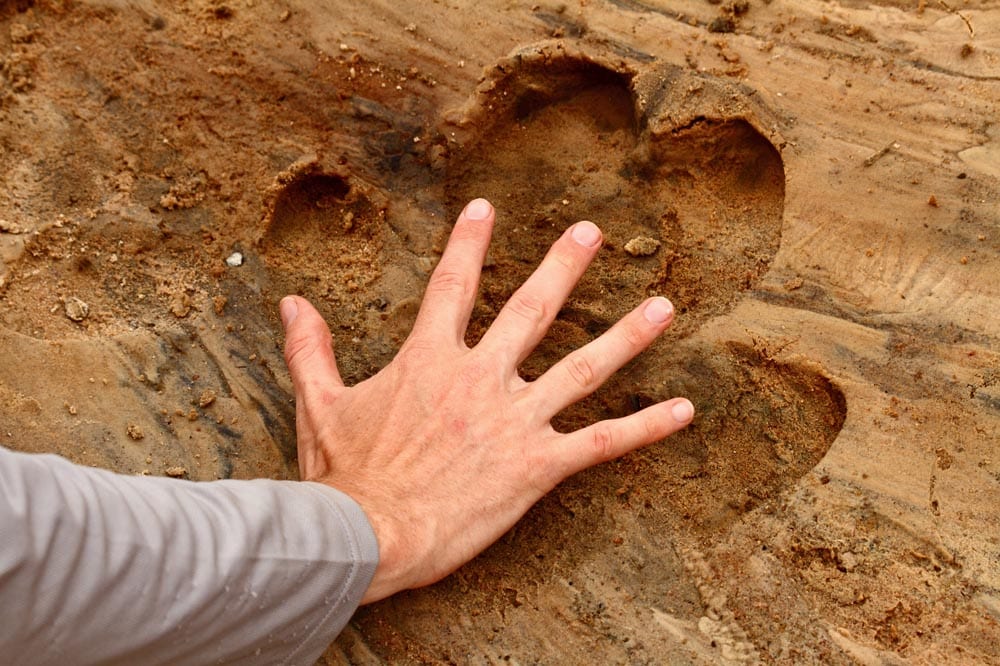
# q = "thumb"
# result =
<box><xmin>280</xmin><ymin>296</ymin><xmax>345</xmax><ymax>397</ymax></box>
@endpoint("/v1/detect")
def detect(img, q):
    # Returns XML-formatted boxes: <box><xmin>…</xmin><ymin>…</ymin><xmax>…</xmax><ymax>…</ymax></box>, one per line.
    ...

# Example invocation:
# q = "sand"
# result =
<box><xmin>0</xmin><ymin>0</ymin><xmax>997</xmax><ymax>663</ymax></box>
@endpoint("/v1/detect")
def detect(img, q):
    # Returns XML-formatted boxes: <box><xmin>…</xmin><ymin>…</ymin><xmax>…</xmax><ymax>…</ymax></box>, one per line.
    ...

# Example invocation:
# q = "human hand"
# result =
<box><xmin>279</xmin><ymin>198</ymin><xmax>694</xmax><ymax>604</ymax></box>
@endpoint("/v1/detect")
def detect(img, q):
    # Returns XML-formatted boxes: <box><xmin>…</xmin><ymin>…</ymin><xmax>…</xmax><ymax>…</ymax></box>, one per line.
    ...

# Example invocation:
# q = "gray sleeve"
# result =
<box><xmin>0</xmin><ymin>446</ymin><xmax>379</xmax><ymax>666</ymax></box>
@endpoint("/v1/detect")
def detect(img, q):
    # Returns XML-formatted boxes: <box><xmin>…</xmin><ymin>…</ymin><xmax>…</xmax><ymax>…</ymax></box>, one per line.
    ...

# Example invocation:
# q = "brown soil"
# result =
<box><xmin>0</xmin><ymin>1</ymin><xmax>997</xmax><ymax>664</ymax></box>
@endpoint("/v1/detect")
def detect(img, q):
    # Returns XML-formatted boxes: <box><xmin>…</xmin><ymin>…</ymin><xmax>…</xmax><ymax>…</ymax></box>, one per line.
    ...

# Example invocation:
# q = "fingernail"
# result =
<box><xmin>643</xmin><ymin>297</ymin><xmax>674</xmax><ymax>324</ymax></box>
<box><xmin>279</xmin><ymin>297</ymin><xmax>298</xmax><ymax>328</ymax></box>
<box><xmin>671</xmin><ymin>399</ymin><xmax>694</xmax><ymax>423</ymax></box>
<box><xmin>464</xmin><ymin>198</ymin><xmax>493</xmax><ymax>220</ymax></box>
<box><xmin>571</xmin><ymin>221</ymin><xmax>602</xmax><ymax>247</ymax></box>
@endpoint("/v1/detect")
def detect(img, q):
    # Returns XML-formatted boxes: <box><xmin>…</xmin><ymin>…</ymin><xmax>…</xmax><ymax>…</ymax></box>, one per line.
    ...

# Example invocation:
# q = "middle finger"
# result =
<box><xmin>478</xmin><ymin>220</ymin><xmax>603</xmax><ymax>367</ymax></box>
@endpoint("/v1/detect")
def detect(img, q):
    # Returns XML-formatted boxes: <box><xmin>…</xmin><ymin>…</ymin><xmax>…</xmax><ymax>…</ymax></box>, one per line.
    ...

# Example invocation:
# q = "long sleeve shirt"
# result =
<box><xmin>0</xmin><ymin>446</ymin><xmax>379</xmax><ymax>665</ymax></box>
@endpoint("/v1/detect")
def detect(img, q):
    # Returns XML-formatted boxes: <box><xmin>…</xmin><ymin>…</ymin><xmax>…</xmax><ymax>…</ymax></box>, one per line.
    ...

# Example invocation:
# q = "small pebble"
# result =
<box><xmin>624</xmin><ymin>236</ymin><xmax>662</xmax><ymax>257</ymax></box>
<box><xmin>198</xmin><ymin>388</ymin><xmax>217</xmax><ymax>408</ymax></box>
<box><xmin>225</xmin><ymin>252</ymin><xmax>244</xmax><ymax>267</ymax></box>
<box><xmin>170</xmin><ymin>294</ymin><xmax>191</xmax><ymax>318</ymax></box>
<box><xmin>126</xmin><ymin>424</ymin><xmax>144</xmax><ymax>440</ymax></box>
<box><xmin>64</xmin><ymin>297</ymin><xmax>90</xmax><ymax>322</ymax></box>
<box><xmin>783</xmin><ymin>277</ymin><xmax>804</xmax><ymax>291</ymax></box>
<box><xmin>164</xmin><ymin>466</ymin><xmax>187</xmax><ymax>478</ymax></box>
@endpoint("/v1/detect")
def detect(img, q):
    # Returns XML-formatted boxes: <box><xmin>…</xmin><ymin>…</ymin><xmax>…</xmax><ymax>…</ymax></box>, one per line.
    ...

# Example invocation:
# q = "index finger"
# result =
<box><xmin>410</xmin><ymin>198</ymin><xmax>495</xmax><ymax>346</ymax></box>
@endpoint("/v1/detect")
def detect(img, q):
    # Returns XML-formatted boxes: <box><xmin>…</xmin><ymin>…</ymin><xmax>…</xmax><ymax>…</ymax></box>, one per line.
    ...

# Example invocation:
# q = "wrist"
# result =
<box><xmin>328</xmin><ymin>486</ymin><xmax>414</xmax><ymax>604</ymax></box>
<box><xmin>358</xmin><ymin>509</ymin><xmax>405</xmax><ymax>603</ymax></box>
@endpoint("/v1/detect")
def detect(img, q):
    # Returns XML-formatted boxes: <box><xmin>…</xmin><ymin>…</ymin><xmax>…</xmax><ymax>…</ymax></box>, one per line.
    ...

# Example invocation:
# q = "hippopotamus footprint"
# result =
<box><xmin>446</xmin><ymin>47</ymin><xmax>785</xmax><ymax>342</ymax></box>
<box><xmin>340</xmin><ymin>45</ymin><xmax>848</xmax><ymax>662</ymax></box>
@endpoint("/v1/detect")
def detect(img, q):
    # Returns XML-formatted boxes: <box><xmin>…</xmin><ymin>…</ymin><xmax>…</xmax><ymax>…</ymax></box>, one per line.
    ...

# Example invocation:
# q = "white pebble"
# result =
<box><xmin>225</xmin><ymin>252</ymin><xmax>244</xmax><ymax>267</ymax></box>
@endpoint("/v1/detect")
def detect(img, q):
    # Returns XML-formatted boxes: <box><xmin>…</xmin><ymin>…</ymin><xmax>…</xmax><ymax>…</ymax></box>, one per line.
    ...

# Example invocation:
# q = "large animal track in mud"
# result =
<box><xmin>269</xmin><ymin>49</ymin><xmax>848</xmax><ymax>661</ymax></box>
<box><xmin>258</xmin><ymin>164</ymin><xmax>400</xmax><ymax>383</ymax></box>
<box><xmin>252</xmin><ymin>51</ymin><xmax>848</xmax><ymax>529</ymax></box>
<box><xmin>446</xmin><ymin>55</ymin><xmax>785</xmax><ymax>342</ymax></box>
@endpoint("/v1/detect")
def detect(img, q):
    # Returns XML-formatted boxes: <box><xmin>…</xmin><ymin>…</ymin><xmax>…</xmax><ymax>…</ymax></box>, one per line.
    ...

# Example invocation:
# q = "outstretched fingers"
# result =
<box><xmin>527</xmin><ymin>297</ymin><xmax>675</xmax><ymax>421</ymax></box>
<box><xmin>479</xmin><ymin>221</ymin><xmax>603</xmax><ymax>367</ymax></box>
<box><xmin>542</xmin><ymin>398</ymin><xmax>695</xmax><ymax>486</ymax></box>
<box><xmin>410</xmin><ymin>198</ymin><xmax>495</xmax><ymax>346</ymax></box>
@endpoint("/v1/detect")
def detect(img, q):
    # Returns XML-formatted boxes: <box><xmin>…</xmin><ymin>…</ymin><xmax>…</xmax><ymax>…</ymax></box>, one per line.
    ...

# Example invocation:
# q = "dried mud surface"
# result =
<box><xmin>0</xmin><ymin>1</ymin><xmax>998</xmax><ymax>664</ymax></box>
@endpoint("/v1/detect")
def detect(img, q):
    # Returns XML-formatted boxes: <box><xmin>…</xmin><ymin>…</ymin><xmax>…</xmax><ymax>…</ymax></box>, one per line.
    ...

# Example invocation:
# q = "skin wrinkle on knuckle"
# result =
<box><xmin>426</xmin><ymin>268</ymin><xmax>470</xmax><ymax>300</ymax></box>
<box><xmin>402</xmin><ymin>346</ymin><xmax>433</xmax><ymax>368</ymax></box>
<box><xmin>456</xmin><ymin>357</ymin><xmax>494</xmax><ymax>390</ymax></box>
<box><xmin>549</xmin><ymin>245</ymin><xmax>579</xmax><ymax>272</ymax></box>
<box><xmin>507</xmin><ymin>291</ymin><xmax>547</xmax><ymax>326</ymax></box>
<box><xmin>642</xmin><ymin>413</ymin><xmax>663</xmax><ymax>442</ymax></box>
<box><xmin>619</xmin><ymin>318</ymin><xmax>648</xmax><ymax>349</ymax></box>
<box><xmin>284</xmin><ymin>335</ymin><xmax>325</xmax><ymax>369</ymax></box>
<box><xmin>565</xmin><ymin>352</ymin><xmax>597</xmax><ymax>391</ymax></box>
<box><xmin>590</xmin><ymin>425</ymin><xmax>616</xmax><ymax>463</ymax></box>
<box><xmin>399</xmin><ymin>336</ymin><xmax>438</xmax><ymax>360</ymax></box>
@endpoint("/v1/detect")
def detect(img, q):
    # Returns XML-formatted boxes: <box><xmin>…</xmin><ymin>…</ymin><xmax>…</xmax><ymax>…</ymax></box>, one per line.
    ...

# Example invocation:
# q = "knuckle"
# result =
<box><xmin>550</xmin><ymin>246</ymin><xmax>578</xmax><ymax>271</ymax></box>
<box><xmin>507</xmin><ymin>291</ymin><xmax>547</xmax><ymax>325</ymax></box>
<box><xmin>619</xmin><ymin>318</ymin><xmax>648</xmax><ymax>348</ymax></box>
<box><xmin>396</xmin><ymin>339</ymin><xmax>436</xmax><ymax>370</ymax></box>
<box><xmin>642</xmin><ymin>415</ymin><xmax>664</xmax><ymax>442</ymax></box>
<box><xmin>400</xmin><ymin>338</ymin><xmax>433</xmax><ymax>357</ymax></box>
<box><xmin>426</xmin><ymin>268</ymin><xmax>469</xmax><ymax>299</ymax></box>
<box><xmin>457</xmin><ymin>357</ymin><xmax>491</xmax><ymax>388</ymax></box>
<box><xmin>565</xmin><ymin>353</ymin><xmax>597</xmax><ymax>391</ymax></box>
<box><xmin>589</xmin><ymin>425</ymin><xmax>617</xmax><ymax>462</ymax></box>
<box><xmin>284</xmin><ymin>334</ymin><xmax>324</xmax><ymax>369</ymax></box>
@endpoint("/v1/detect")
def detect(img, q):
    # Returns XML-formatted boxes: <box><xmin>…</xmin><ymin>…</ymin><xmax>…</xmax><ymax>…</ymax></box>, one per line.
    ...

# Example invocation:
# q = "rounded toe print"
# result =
<box><xmin>257</xmin><ymin>163</ymin><xmax>395</xmax><ymax>384</ymax></box>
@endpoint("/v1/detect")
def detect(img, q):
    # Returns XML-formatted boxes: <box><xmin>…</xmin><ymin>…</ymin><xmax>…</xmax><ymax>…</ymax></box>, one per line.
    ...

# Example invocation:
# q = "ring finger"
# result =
<box><xmin>525</xmin><ymin>297</ymin><xmax>675</xmax><ymax>421</ymax></box>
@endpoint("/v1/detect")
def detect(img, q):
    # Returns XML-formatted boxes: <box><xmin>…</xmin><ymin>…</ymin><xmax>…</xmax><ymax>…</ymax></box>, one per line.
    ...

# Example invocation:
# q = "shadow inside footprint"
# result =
<box><xmin>624</xmin><ymin>341</ymin><xmax>848</xmax><ymax>529</ymax></box>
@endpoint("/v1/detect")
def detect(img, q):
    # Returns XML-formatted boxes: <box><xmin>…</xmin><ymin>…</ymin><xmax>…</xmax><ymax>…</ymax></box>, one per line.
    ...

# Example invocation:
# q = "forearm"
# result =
<box><xmin>0</xmin><ymin>446</ymin><xmax>378</xmax><ymax>666</ymax></box>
